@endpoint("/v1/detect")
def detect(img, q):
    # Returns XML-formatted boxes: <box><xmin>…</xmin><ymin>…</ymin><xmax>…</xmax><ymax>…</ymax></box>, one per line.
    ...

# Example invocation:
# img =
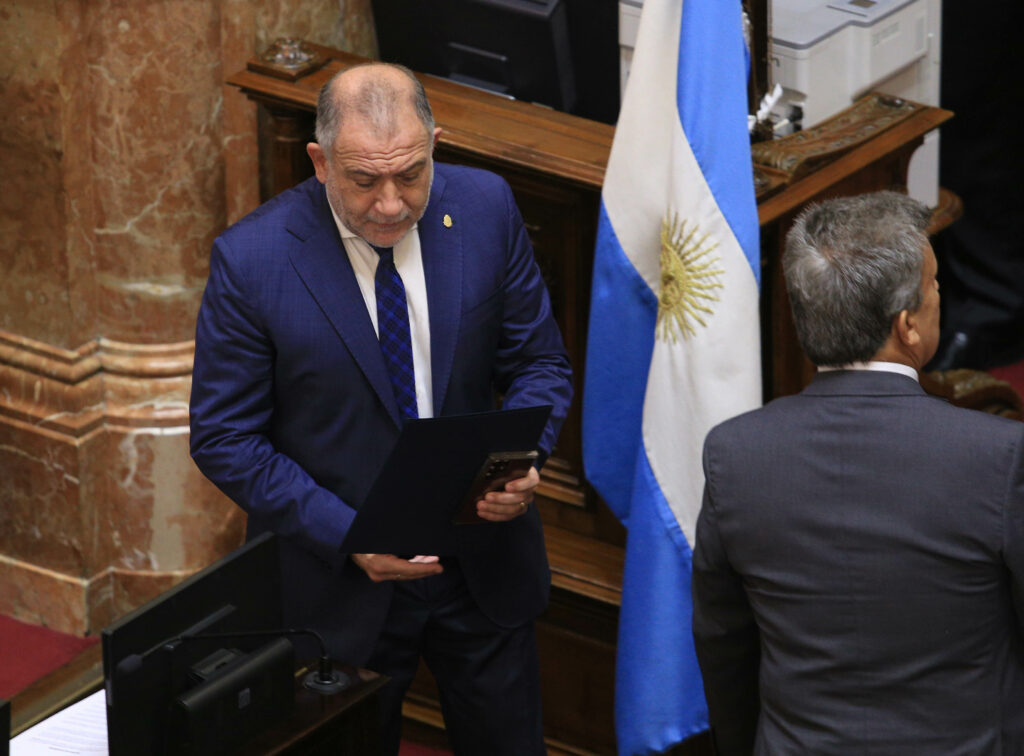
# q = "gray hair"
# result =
<box><xmin>314</xmin><ymin>63</ymin><xmax>435</xmax><ymax>154</ymax></box>
<box><xmin>782</xmin><ymin>191</ymin><xmax>932</xmax><ymax>366</ymax></box>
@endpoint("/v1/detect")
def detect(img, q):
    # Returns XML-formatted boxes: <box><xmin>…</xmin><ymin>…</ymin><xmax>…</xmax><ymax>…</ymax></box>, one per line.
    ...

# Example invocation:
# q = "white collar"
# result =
<box><xmin>817</xmin><ymin>361</ymin><xmax>919</xmax><ymax>383</ymax></box>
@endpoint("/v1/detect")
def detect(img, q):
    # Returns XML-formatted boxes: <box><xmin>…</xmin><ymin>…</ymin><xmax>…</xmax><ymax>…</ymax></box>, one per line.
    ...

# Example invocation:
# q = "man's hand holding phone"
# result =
<box><xmin>473</xmin><ymin>459</ymin><xmax>539</xmax><ymax>523</ymax></box>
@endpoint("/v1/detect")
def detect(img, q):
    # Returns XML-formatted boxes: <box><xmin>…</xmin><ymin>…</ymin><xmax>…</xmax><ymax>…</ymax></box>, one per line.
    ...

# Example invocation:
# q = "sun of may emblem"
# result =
<box><xmin>657</xmin><ymin>211</ymin><xmax>724</xmax><ymax>342</ymax></box>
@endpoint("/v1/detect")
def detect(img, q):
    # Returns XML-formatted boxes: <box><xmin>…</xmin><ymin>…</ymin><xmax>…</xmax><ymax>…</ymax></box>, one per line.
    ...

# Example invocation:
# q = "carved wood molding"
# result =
<box><xmin>0</xmin><ymin>329</ymin><xmax>193</xmax><ymax>438</ymax></box>
<box><xmin>921</xmin><ymin>368</ymin><xmax>1023</xmax><ymax>420</ymax></box>
<box><xmin>756</xmin><ymin>106</ymin><xmax>951</xmax><ymax>226</ymax></box>
<box><xmin>752</xmin><ymin>163</ymin><xmax>790</xmax><ymax>201</ymax></box>
<box><xmin>753</xmin><ymin>94</ymin><xmax>923</xmax><ymax>178</ymax></box>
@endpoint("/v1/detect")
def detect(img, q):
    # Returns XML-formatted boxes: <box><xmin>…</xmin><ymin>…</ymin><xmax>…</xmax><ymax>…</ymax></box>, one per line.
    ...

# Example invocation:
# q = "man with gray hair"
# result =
<box><xmin>691</xmin><ymin>191</ymin><xmax>1024</xmax><ymax>754</ymax></box>
<box><xmin>190</xmin><ymin>63</ymin><xmax>571</xmax><ymax>754</ymax></box>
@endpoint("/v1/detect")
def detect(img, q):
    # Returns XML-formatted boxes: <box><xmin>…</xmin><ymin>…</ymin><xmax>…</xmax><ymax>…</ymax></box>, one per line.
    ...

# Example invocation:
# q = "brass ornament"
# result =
<box><xmin>443</xmin><ymin>214</ymin><xmax>453</xmax><ymax>228</ymax></box>
<box><xmin>657</xmin><ymin>212</ymin><xmax>724</xmax><ymax>342</ymax></box>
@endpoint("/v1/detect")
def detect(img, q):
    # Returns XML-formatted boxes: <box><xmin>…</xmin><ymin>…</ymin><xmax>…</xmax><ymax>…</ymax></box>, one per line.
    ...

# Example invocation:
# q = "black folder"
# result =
<box><xmin>339</xmin><ymin>405</ymin><xmax>552</xmax><ymax>555</ymax></box>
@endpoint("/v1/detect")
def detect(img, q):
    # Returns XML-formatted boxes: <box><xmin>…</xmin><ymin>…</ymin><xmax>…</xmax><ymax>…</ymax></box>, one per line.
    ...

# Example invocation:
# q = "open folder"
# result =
<box><xmin>339</xmin><ymin>405</ymin><xmax>552</xmax><ymax>556</ymax></box>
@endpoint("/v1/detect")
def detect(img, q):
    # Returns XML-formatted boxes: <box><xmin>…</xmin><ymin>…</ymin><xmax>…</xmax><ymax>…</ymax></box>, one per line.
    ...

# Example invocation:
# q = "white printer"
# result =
<box><xmin>771</xmin><ymin>0</ymin><xmax>941</xmax><ymax>204</ymax></box>
<box><xmin>618</xmin><ymin>0</ymin><xmax>942</xmax><ymax>206</ymax></box>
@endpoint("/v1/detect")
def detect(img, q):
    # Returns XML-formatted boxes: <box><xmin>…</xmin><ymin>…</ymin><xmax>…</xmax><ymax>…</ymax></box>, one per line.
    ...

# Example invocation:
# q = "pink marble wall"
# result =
<box><xmin>0</xmin><ymin>1</ymin><xmax>84</xmax><ymax>348</ymax></box>
<box><xmin>222</xmin><ymin>0</ymin><xmax>377</xmax><ymax>223</ymax></box>
<box><xmin>0</xmin><ymin>0</ymin><xmax>376</xmax><ymax>636</ymax></box>
<box><xmin>81</xmin><ymin>1</ymin><xmax>225</xmax><ymax>344</ymax></box>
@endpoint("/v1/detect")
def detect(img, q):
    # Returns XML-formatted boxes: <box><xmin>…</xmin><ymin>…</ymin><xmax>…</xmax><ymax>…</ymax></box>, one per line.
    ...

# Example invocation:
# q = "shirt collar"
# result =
<box><xmin>817</xmin><ymin>361</ymin><xmax>919</xmax><ymax>383</ymax></box>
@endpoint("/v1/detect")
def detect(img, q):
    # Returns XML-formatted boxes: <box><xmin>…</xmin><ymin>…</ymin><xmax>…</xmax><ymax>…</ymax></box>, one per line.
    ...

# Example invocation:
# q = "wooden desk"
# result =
<box><xmin>227</xmin><ymin>45</ymin><xmax>952</xmax><ymax>755</ymax></box>
<box><xmin>9</xmin><ymin>645</ymin><xmax>385</xmax><ymax>755</ymax></box>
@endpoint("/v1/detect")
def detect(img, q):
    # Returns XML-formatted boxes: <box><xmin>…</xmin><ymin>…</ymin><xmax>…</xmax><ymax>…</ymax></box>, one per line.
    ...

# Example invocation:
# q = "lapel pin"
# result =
<box><xmin>443</xmin><ymin>214</ymin><xmax>453</xmax><ymax>228</ymax></box>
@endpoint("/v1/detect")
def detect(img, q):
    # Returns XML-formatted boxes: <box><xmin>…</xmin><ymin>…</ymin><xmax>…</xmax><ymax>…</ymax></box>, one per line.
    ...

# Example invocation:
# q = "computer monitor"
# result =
<box><xmin>102</xmin><ymin>533</ymin><xmax>287</xmax><ymax>756</ymax></box>
<box><xmin>372</xmin><ymin>0</ymin><xmax>578</xmax><ymax>113</ymax></box>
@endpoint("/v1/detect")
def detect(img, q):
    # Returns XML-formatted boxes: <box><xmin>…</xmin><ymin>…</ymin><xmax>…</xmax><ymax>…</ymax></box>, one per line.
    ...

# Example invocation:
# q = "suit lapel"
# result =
<box><xmin>285</xmin><ymin>182</ymin><xmax>402</xmax><ymax>428</ymax></box>
<box><xmin>419</xmin><ymin>170</ymin><xmax>461</xmax><ymax>415</ymax></box>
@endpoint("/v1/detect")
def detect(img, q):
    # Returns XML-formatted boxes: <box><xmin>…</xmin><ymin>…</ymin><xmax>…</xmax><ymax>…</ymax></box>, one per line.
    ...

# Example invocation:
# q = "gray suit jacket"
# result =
<box><xmin>693</xmin><ymin>369</ymin><xmax>1024</xmax><ymax>755</ymax></box>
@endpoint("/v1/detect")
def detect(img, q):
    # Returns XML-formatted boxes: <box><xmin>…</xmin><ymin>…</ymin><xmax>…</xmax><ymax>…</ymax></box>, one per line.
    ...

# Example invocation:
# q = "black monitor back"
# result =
<box><xmin>372</xmin><ymin>0</ymin><xmax>620</xmax><ymax>123</ymax></box>
<box><xmin>102</xmin><ymin>533</ymin><xmax>282</xmax><ymax>756</ymax></box>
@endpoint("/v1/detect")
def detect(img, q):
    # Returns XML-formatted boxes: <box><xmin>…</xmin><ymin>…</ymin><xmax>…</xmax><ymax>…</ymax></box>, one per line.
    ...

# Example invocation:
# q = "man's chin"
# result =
<box><xmin>362</xmin><ymin>224</ymin><xmax>411</xmax><ymax>248</ymax></box>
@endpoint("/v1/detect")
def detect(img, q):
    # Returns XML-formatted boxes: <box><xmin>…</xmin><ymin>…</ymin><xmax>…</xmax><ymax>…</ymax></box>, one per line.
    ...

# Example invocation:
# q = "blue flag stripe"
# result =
<box><xmin>677</xmin><ymin>0</ymin><xmax>760</xmax><ymax>283</ymax></box>
<box><xmin>616</xmin><ymin>449</ymin><xmax>709</xmax><ymax>755</ymax></box>
<box><xmin>582</xmin><ymin>202</ymin><xmax>658</xmax><ymax>521</ymax></box>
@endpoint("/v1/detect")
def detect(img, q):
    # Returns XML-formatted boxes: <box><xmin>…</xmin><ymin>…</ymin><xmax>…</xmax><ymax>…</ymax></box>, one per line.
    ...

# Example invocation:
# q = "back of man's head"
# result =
<box><xmin>782</xmin><ymin>191</ymin><xmax>932</xmax><ymax>366</ymax></box>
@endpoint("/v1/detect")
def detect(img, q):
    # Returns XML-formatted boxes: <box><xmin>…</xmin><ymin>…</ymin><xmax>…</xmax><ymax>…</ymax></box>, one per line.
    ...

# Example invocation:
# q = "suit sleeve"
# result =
<box><xmin>692</xmin><ymin>438</ymin><xmax>761</xmax><ymax>756</ymax></box>
<box><xmin>490</xmin><ymin>181</ymin><xmax>573</xmax><ymax>465</ymax></box>
<box><xmin>1005</xmin><ymin>425</ymin><xmax>1024</xmax><ymax>632</ymax></box>
<box><xmin>189</xmin><ymin>237</ymin><xmax>355</xmax><ymax>566</ymax></box>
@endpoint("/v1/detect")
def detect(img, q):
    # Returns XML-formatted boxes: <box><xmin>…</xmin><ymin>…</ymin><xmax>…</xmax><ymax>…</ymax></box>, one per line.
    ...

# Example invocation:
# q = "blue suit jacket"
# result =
<box><xmin>189</xmin><ymin>164</ymin><xmax>572</xmax><ymax>664</ymax></box>
<box><xmin>693</xmin><ymin>370</ymin><xmax>1024</xmax><ymax>755</ymax></box>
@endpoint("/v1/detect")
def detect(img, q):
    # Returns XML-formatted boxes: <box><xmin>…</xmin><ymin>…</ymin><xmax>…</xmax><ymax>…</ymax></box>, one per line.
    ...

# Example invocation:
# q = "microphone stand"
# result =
<box><xmin>176</xmin><ymin>628</ymin><xmax>351</xmax><ymax>694</ymax></box>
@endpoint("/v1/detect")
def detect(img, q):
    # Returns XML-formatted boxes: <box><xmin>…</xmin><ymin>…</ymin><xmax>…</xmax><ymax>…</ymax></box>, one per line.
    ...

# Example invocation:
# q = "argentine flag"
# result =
<box><xmin>582</xmin><ymin>0</ymin><xmax>761</xmax><ymax>753</ymax></box>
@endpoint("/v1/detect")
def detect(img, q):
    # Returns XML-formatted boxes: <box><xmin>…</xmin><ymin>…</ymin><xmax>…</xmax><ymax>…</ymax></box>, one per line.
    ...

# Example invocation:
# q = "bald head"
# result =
<box><xmin>314</xmin><ymin>63</ymin><xmax>435</xmax><ymax>154</ymax></box>
<box><xmin>305</xmin><ymin>62</ymin><xmax>440</xmax><ymax>248</ymax></box>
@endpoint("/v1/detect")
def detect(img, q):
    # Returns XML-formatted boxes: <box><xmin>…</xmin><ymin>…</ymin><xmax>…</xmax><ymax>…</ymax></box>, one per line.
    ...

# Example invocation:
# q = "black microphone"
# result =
<box><xmin>115</xmin><ymin>628</ymin><xmax>351</xmax><ymax>695</ymax></box>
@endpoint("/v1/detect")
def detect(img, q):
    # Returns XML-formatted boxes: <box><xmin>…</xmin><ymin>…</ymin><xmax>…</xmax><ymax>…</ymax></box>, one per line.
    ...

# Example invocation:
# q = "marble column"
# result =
<box><xmin>223</xmin><ymin>0</ymin><xmax>377</xmax><ymax>223</ymax></box>
<box><xmin>0</xmin><ymin>0</ymin><xmax>376</xmax><ymax>635</ymax></box>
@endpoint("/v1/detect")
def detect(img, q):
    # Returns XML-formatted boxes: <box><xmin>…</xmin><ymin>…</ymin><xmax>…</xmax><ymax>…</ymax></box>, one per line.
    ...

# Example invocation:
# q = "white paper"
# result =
<box><xmin>10</xmin><ymin>689</ymin><xmax>107</xmax><ymax>755</ymax></box>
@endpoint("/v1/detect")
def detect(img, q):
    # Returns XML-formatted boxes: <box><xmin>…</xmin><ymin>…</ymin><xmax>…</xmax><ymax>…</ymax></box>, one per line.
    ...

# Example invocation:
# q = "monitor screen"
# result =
<box><xmin>102</xmin><ymin>533</ymin><xmax>283</xmax><ymax>756</ymax></box>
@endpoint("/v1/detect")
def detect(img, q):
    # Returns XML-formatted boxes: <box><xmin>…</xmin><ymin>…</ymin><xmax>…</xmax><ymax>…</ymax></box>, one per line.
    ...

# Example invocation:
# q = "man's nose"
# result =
<box><xmin>375</xmin><ymin>181</ymin><xmax>403</xmax><ymax>216</ymax></box>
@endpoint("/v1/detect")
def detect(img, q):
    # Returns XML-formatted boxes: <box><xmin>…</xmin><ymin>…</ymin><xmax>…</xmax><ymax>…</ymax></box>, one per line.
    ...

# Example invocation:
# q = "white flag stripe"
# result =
<box><xmin>602</xmin><ymin>0</ymin><xmax>680</xmax><ymax>291</ymax></box>
<box><xmin>608</xmin><ymin>0</ymin><xmax>761</xmax><ymax>547</ymax></box>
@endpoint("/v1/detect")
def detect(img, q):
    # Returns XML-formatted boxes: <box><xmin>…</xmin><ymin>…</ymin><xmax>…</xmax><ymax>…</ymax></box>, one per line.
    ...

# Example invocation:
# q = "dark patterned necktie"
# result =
<box><xmin>372</xmin><ymin>245</ymin><xmax>418</xmax><ymax>421</ymax></box>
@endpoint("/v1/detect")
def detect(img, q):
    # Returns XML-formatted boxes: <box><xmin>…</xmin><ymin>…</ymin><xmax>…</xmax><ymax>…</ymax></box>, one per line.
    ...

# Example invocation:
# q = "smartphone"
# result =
<box><xmin>453</xmin><ymin>450</ymin><xmax>538</xmax><ymax>525</ymax></box>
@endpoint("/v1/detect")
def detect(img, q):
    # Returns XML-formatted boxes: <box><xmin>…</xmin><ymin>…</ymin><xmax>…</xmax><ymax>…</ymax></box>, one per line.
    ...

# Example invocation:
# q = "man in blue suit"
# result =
<box><xmin>189</xmin><ymin>63</ymin><xmax>572</xmax><ymax>755</ymax></box>
<box><xmin>692</xmin><ymin>191</ymin><xmax>1024</xmax><ymax>754</ymax></box>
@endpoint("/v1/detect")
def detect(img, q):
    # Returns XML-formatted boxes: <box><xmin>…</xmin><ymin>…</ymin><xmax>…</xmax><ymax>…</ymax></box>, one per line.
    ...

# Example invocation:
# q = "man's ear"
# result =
<box><xmin>307</xmin><ymin>143</ymin><xmax>329</xmax><ymax>184</ymax></box>
<box><xmin>894</xmin><ymin>309</ymin><xmax>921</xmax><ymax>348</ymax></box>
<box><xmin>432</xmin><ymin>127</ymin><xmax>442</xmax><ymax>148</ymax></box>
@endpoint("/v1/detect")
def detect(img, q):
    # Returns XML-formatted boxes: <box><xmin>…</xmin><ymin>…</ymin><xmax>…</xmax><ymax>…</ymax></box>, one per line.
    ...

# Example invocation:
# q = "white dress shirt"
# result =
<box><xmin>327</xmin><ymin>204</ymin><xmax>435</xmax><ymax>418</ymax></box>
